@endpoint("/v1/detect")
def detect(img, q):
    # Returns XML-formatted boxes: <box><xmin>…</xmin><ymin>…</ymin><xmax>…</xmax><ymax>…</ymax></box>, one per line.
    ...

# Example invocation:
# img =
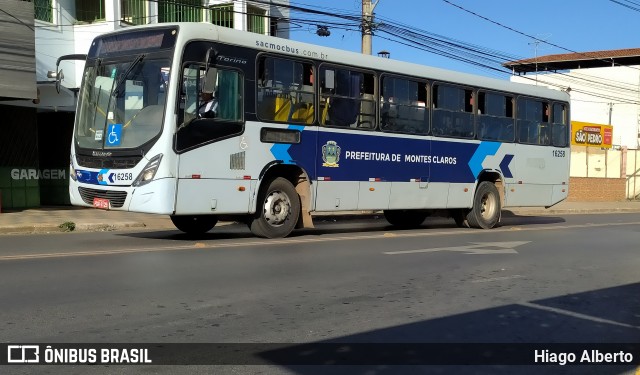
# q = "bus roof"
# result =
<box><xmin>107</xmin><ymin>22</ymin><xmax>569</xmax><ymax>102</ymax></box>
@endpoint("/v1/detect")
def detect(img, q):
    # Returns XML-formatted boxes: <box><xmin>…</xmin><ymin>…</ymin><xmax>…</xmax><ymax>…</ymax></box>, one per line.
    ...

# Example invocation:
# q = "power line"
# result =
<box><xmin>24</xmin><ymin>0</ymin><xmax>640</xmax><ymax>104</ymax></box>
<box><xmin>0</xmin><ymin>6</ymin><xmax>34</xmax><ymax>31</ymax></box>
<box><xmin>441</xmin><ymin>0</ymin><xmax>640</xmax><ymax>74</ymax></box>
<box><xmin>609</xmin><ymin>0</ymin><xmax>640</xmax><ymax>12</ymax></box>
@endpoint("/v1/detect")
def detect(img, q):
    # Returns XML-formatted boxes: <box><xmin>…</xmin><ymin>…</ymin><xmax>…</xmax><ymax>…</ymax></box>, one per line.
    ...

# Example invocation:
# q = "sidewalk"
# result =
<box><xmin>0</xmin><ymin>200</ymin><xmax>640</xmax><ymax>235</ymax></box>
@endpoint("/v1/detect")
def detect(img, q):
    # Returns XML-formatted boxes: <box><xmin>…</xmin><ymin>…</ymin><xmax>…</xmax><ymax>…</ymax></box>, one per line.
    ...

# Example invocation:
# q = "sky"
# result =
<box><xmin>286</xmin><ymin>0</ymin><xmax>640</xmax><ymax>80</ymax></box>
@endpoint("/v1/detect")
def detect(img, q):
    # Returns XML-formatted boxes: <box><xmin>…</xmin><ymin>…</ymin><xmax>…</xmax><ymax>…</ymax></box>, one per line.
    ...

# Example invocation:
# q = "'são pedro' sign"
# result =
<box><xmin>571</xmin><ymin>121</ymin><xmax>613</xmax><ymax>148</ymax></box>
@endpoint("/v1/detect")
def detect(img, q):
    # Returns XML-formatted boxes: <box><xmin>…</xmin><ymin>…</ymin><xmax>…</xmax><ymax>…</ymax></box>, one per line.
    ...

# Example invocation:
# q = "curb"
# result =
<box><xmin>0</xmin><ymin>222</ymin><xmax>149</xmax><ymax>235</ymax></box>
<box><xmin>0</xmin><ymin>224</ymin><xmax>65</xmax><ymax>235</ymax></box>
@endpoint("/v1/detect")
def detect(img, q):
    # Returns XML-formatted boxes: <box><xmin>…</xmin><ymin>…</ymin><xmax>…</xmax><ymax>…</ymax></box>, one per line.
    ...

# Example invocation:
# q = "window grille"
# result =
<box><xmin>121</xmin><ymin>0</ymin><xmax>146</xmax><ymax>25</ymax></box>
<box><xmin>158</xmin><ymin>0</ymin><xmax>202</xmax><ymax>23</ymax></box>
<box><xmin>247</xmin><ymin>5</ymin><xmax>265</xmax><ymax>34</ymax></box>
<box><xmin>75</xmin><ymin>0</ymin><xmax>106</xmax><ymax>23</ymax></box>
<box><xmin>34</xmin><ymin>0</ymin><xmax>53</xmax><ymax>23</ymax></box>
<box><xmin>210</xmin><ymin>3</ymin><xmax>233</xmax><ymax>29</ymax></box>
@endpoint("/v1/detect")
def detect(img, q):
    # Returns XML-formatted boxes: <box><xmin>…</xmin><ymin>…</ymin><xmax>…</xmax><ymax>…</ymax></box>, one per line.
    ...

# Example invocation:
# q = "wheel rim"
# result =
<box><xmin>479</xmin><ymin>191</ymin><xmax>498</xmax><ymax>220</ymax></box>
<box><xmin>263</xmin><ymin>190</ymin><xmax>291</xmax><ymax>227</ymax></box>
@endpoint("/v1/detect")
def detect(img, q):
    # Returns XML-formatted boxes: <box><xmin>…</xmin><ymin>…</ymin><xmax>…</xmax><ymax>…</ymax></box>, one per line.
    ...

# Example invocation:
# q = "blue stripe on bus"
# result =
<box><xmin>499</xmin><ymin>154</ymin><xmax>515</xmax><ymax>178</ymax></box>
<box><xmin>286</xmin><ymin>131</ymin><xmax>493</xmax><ymax>184</ymax></box>
<box><xmin>269</xmin><ymin>125</ymin><xmax>305</xmax><ymax>164</ymax></box>
<box><xmin>468</xmin><ymin>141</ymin><xmax>501</xmax><ymax>179</ymax></box>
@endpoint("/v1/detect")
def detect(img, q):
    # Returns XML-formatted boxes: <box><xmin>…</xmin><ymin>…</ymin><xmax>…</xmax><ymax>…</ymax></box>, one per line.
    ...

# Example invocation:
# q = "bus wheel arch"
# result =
<box><xmin>466</xmin><ymin>172</ymin><xmax>503</xmax><ymax>229</ymax></box>
<box><xmin>251</xmin><ymin>164</ymin><xmax>310</xmax><ymax>238</ymax></box>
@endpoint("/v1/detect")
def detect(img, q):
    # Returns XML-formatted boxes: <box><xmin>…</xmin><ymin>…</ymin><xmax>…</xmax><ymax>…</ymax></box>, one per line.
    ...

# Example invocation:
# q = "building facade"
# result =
<box><xmin>505</xmin><ymin>49</ymin><xmax>640</xmax><ymax>201</ymax></box>
<box><xmin>0</xmin><ymin>0</ymin><xmax>290</xmax><ymax>210</ymax></box>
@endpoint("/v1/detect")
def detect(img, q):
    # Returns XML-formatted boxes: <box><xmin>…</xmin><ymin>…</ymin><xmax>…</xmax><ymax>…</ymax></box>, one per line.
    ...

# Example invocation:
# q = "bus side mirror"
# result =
<box><xmin>205</xmin><ymin>46</ymin><xmax>218</xmax><ymax>66</ymax></box>
<box><xmin>55</xmin><ymin>69</ymin><xmax>64</xmax><ymax>94</ymax></box>
<box><xmin>55</xmin><ymin>53</ymin><xmax>87</xmax><ymax>94</ymax></box>
<box><xmin>201</xmin><ymin>47</ymin><xmax>218</xmax><ymax>92</ymax></box>
<box><xmin>202</xmin><ymin>68</ymin><xmax>218</xmax><ymax>96</ymax></box>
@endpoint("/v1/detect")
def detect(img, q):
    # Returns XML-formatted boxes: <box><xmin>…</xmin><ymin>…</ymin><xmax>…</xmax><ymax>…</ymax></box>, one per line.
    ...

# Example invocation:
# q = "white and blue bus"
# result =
<box><xmin>69</xmin><ymin>23</ymin><xmax>570</xmax><ymax>238</ymax></box>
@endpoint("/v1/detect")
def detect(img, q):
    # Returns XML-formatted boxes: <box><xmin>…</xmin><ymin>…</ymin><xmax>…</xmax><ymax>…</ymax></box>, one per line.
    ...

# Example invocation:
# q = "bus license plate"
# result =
<box><xmin>93</xmin><ymin>197</ymin><xmax>110</xmax><ymax>210</ymax></box>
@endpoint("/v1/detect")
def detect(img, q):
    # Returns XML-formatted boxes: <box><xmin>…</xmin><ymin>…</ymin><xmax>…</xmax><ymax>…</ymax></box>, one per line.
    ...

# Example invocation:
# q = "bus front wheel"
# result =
<box><xmin>250</xmin><ymin>177</ymin><xmax>300</xmax><ymax>238</ymax></box>
<box><xmin>170</xmin><ymin>215</ymin><xmax>218</xmax><ymax>234</ymax></box>
<box><xmin>466</xmin><ymin>181</ymin><xmax>501</xmax><ymax>229</ymax></box>
<box><xmin>384</xmin><ymin>210</ymin><xmax>427</xmax><ymax>228</ymax></box>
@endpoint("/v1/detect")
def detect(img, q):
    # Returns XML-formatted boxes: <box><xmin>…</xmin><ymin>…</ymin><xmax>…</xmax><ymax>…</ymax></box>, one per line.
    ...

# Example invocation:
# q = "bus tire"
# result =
<box><xmin>384</xmin><ymin>210</ymin><xmax>427</xmax><ymax>228</ymax></box>
<box><xmin>466</xmin><ymin>181</ymin><xmax>501</xmax><ymax>229</ymax></box>
<box><xmin>170</xmin><ymin>215</ymin><xmax>218</xmax><ymax>234</ymax></box>
<box><xmin>250</xmin><ymin>177</ymin><xmax>300</xmax><ymax>238</ymax></box>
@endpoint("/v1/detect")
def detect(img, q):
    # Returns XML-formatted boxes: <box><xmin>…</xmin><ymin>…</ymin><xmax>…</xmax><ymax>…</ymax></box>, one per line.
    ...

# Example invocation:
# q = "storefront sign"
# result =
<box><xmin>10</xmin><ymin>169</ymin><xmax>66</xmax><ymax>180</ymax></box>
<box><xmin>571</xmin><ymin>121</ymin><xmax>613</xmax><ymax>148</ymax></box>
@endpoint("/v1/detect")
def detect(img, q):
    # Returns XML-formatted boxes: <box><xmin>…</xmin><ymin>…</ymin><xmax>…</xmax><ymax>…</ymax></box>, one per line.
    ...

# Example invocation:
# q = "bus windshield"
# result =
<box><xmin>75</xmin><ymin>56</ymin><xmax>170</xmax><ymax>150</ymax></box>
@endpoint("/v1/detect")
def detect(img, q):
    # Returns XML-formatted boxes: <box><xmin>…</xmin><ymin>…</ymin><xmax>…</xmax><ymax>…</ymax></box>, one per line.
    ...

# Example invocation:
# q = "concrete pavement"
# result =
<box><xmin>0</xmin><ymin>200</ymin><xmax>640</xmax><ymax>235</ymax></box>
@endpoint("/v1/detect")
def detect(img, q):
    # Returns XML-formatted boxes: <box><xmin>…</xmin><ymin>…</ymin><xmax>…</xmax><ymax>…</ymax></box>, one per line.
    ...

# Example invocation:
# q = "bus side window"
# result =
<box><xmin>517</xmin><ymin>98</ymin><xmax>549</xmax><ymax>145</ymax></box>
<box><xmin>176</xmin><ymin>66</ymin><xmax>244</xmax><ymax>152</ymax></box>
<box><xmin>432</xmin><ymin>84</ymin><xmax>473</xmax><ymax>138</ymax></box>
<box><xmin>179</xmin><ymin>64</ymin><xmax>201</xmax><ymax>125</ymax></box>
<box><xmin>477</xmin><ymin>91</ymin><xmax>514</xmax><ymax>142</ymax></box>
<box><xmin>329</xmin><ymin>69</ymin><xmax>360</xmax><ymax>126</ymax></box>
<box><xmin>381</xmin><ymin>76</ymin><xmax>428</xmax><ymax>134</ymax></box>
<box><xmin>290</xmin><ymin>63</ymin><xmax>315</xmax><ymax>124</ymax></box>
<box><xmin>257</xmin><ymin>57</ymin><xmax>315</xmax><ymax>124</ymax></box>
<box><xmin>552</xmin><ymin>103</ymin><xmax>568</xmax><ymax>147</ymax></box>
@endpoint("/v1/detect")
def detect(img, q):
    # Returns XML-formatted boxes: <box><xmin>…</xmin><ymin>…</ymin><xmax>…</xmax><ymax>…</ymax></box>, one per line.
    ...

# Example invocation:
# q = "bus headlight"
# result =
<box><xmin>70</xmin><ymin>155</ymin><xmax>77</xmax><ymax>181</ymax></box>
<box><xmin>132</xmin><ymin>154</ymin><xmax>163</xmax><ymax>187</ymax></box>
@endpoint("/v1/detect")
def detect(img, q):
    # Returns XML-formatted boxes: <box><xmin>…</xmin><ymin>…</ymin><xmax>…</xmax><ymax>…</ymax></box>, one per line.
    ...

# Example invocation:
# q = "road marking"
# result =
<box><xmin>1</xmin><ymin>221</ymin><xmax>639</xmax><ymax>262</ymax></box>
<box><xmin>471</xmin><ymin>275</ymin><xmax>524</xmax><ymax>283</ymax></box>
<box><xmin>383</xmin><ymin>241</ymin><xmax>530</xmax><ymax>255</ymax></box>
<box><xmin>0</xmin><ymin>244</ymin><xmax>202</xmax><ymax>260</ymax></box>
<box><xmin>520</xmin><ymin>302</ymin><xmax>640</xmax><ymax>330</ymax></box>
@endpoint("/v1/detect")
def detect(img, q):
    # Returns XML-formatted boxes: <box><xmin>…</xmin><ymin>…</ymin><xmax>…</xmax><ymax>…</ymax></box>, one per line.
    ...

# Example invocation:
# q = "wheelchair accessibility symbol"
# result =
<box><xmin>106</xmin><ymin>124</ymin><xmax>122</xmax><ymax>147</ymax></box>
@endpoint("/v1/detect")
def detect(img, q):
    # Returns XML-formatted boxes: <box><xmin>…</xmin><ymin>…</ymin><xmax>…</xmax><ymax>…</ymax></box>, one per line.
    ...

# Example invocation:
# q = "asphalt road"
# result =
<box><xmin>1</xmin><ymin>213</ymin><xmax>640</xmax><ymax>375</ymax></box>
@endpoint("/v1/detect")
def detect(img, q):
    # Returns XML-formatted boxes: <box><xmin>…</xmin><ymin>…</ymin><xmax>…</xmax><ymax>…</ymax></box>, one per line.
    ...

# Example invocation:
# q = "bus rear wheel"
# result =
<box><xmin>466</xmin><ymin>181</ymin><xmax>501</xmax><ymax>229</ymax></box>
<box><xmin>384</xmin><ymin>210</ymin><xmax>427</xmax><ymax>228</ymax></box>
<box><xmin>250</xmin><ymin>177</ymin><xmax>300</xmax><ymax>238</ymax></box>
<box><xmin>170</xmin><ymin>215</ymin><xmax>218</xmax><ymax>234</ymax></box>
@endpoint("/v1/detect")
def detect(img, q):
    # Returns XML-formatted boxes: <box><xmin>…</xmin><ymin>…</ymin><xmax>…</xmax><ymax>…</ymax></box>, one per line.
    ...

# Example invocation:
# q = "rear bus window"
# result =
<box><xmin>552</xmin><ymin>103</ymin><xmax>568</xmax><ymax>147</ymax></box>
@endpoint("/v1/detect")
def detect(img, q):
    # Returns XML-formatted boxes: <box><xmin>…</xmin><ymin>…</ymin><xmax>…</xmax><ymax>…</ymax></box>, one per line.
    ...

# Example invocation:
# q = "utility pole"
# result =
<box><xmin>361</xmin><ymin>0</ymin><xmax>380</xmax><ymax>55</ymax></box>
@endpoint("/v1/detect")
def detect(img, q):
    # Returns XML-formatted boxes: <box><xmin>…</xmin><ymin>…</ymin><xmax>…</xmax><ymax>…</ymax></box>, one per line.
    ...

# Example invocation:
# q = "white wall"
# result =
<box><xmin>35</xmin><ymin>0</ymin><xmax>116</xmax><ymax>89</ymax></box>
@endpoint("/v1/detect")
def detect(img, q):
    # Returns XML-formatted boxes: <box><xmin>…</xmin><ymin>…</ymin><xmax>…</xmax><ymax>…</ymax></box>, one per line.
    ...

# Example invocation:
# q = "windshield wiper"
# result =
<box><xmin>112</xmin><ymin>53</ymin><xmax>145</xmax><ymax>97</ymax></box>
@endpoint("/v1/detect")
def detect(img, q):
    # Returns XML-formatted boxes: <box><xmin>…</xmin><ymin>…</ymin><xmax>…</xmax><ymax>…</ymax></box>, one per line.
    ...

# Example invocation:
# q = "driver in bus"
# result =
<box><xmin>198</xmin><ymin>88</ymin><xmax>218</xmax><ymax>118</ymax></box>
